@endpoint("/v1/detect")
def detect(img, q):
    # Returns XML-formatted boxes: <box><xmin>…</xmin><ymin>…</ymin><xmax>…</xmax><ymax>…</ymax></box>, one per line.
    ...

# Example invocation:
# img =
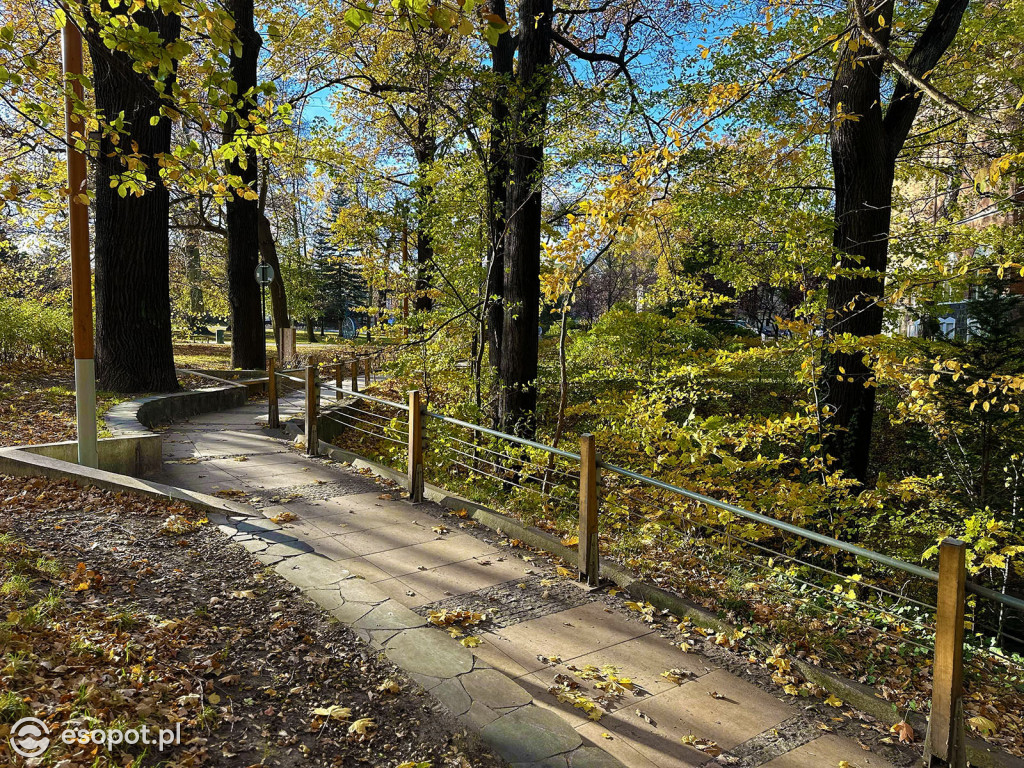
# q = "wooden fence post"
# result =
<box><xmin>364</xmin><ymin>356</ymin><xmax>372</xmax><ymax>387</ymax></box>
<box><xmin>579</xmin><ymin>434</ymin><xmax>599</xmax><ymax>586</ymax></box>
<box><xmin>407</xmin><ymin>390</ymin><xmax>423</xmax><ymax>502</ymax></box>
<box><xmin>924</xmin><ymin>538</ymin><xmax>967</xmax><ymax>768</ymax></box>
<box><xmin>334</xmin><ymin>362</ymin><xmax>344</xmax><ymax>400</ymax></box>
<box><xmin>350</xmin><ymin>359</ymin><xmax>360</xmax><ymax>394</ymax></box>
<box><xmin>305</xmin><ymin>365</ymin><xmax>319</xmax><ymax>457</ymax></box>
<box><xmin>267</xmin><ymin>357</ymin><xmax>279</xmax><ymax>429</ymax></box>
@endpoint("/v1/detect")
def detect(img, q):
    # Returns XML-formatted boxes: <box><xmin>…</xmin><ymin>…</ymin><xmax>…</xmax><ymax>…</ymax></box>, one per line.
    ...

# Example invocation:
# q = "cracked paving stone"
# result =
<box><xmin>461</xmin><ymin>668</ymin><xmax>532</xmax><ymax>710</ymax></box>
<box><xmin>352</xmin><ymin>601</ymin><xmax>428</xmax><ymax>631</ymax></box>
<box><xmin>432</xmin><ymin>677</ymin><xmax>472</xmax><ymax>716</ymax></box>
<box><xmin>480</xmin><ymin>705</ymin><xmax>583</xmax><ymax>764</ymax></box>
<box><xmin>275</xmin><ymin>552</ymin><xmax>350</xmax><ymax>588</ymax></box>
<box><xmin>385</xmin><ymin>627</ymin><xmax>475</xmax><ymax>677</ymax></box>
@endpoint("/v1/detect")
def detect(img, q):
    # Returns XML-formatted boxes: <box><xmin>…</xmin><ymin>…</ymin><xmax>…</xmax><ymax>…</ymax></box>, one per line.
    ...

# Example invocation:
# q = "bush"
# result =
<box><xmin>0</xmin><ymin>298</ymin><xmax>73</xmax><ymax>362</ymax></box>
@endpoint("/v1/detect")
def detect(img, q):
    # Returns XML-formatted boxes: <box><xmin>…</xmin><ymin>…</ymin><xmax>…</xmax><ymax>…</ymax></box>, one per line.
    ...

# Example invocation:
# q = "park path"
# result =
<box><xmin>149</xmin><ymin>388</ymin><xmax>905</xmax><ymax>768</ymax></box>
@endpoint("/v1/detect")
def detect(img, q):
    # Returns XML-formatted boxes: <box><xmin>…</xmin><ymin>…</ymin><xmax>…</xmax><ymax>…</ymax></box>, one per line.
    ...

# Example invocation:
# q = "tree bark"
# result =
<box><xmin>87</xmin><ymin>4</ymin><xmax>180</xmax><ymax>393</ymax></box>
<box><xmin>822</xmin><ymin>0</ymin><xmax>968</xmax><ymax>481</ymax></box>
<box><xmin>225</xmin><ymin>0</ymin><xmax>265</xmax><ymax>369</ymax></box>
<box><xmin>486</xmin><ymin>0</ymin><xmax>515</xmax><ymax>371</ymax></box>
<box><xmin>413</xmin><ymin>119</ymin><xmax>436</xmax><ymax>312</ymax></box>
<box><xmin>258</xmin><ymin>212</ymin><xmax>289</xmax><ymax>332</ymax></box>
<box><xmin>498</xmin><ymin>0</ymin><xmax>552</xmax><ymax>436</ymax></box>
<box><xmin>304</xmin><ymin>316</ymin><xmax>318</xmax><ymax>343</ymax></box>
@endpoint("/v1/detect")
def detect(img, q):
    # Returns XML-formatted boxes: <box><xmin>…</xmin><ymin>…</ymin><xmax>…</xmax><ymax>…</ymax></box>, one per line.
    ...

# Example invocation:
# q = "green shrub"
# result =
<box><xmin>0</xmin><ymin>297</ymin><xmax>73</xmax><ymax>362</ymax></box>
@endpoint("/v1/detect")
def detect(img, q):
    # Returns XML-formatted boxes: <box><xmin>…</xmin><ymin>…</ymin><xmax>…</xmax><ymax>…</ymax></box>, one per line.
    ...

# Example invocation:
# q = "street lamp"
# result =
<box><xmin>255</xmin><ymin>262</ymin><xmax>274</xmax><ymax>360</ymax></box>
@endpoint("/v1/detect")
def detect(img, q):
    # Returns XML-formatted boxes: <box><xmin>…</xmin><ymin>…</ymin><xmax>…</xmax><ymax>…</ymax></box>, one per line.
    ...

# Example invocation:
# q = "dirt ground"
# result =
<box><xmin>0</xmin><ymin>475</ymin><xmax>503</xmax><ymax>768</ymax></box>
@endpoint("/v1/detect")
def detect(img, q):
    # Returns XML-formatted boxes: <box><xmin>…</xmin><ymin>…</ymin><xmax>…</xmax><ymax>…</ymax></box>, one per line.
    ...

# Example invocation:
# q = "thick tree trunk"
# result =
<box><xmin>87</xmin><ymin>6</ymin><xmax>180</xmax><ymax>393</ymax></box>
<box><xmin>225</xmin><ymin>0</ymin><xmax>264</xmax><ymax>369</ymax></box>
<box><xmin>486</xmin><ymin>0</ymin><xmax>515</xmax><ymax>371</ymax></box>
<box><xmin>822</xmin><ymin>0</ymin><xmax>968</xmax><ymax>481</ymax></box>
<box><xmin>413</xmin><ymin>122</ymin><xmax>436</xmax><ymax>312</ymax></box>
<box><xmin>304</xmin><ymin>316</ymin><xmax>318</xmax><ymax>343</ymax></box>
<box><xmin>498</xmin><ymin>0</ymin><xmax>552</xmax><ymax>436</ymax></box>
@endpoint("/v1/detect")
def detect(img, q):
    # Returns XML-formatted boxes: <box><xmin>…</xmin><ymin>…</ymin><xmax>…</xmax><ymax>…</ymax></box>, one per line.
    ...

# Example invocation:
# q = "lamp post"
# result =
<box><xmin>255</xmin><ymin>262</ymin><xmax>274</xmax><ymax>362</ymax></box>
<box><xmin>62</xmin><ymin>20</ymin><xmax>97</xmax><ymax>468</ymax></box>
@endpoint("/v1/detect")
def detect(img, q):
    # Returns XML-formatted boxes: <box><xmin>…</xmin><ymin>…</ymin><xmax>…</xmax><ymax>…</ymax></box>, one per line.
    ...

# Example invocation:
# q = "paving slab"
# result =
<box><xmin>389</xmin><ymin>554</ymin><xmax>534</xmax><ymax>602</ymax></box>
<box><xmin>570</xmin><ymin>632</ymin><xmax>713</xmax><ymax>702</ymax></box>
<box><xmin>352</xmin><ymin>600</ymin><xmax>428</xmax><ymax>632</ymax></box>
<box><xmin>363</xmin><ymin>534</ymin><xmax>498</xmax><ymax>577</ymax></box>
<box><xmin>274</xmin><ymin>552</ymin><xmax>351</xmax><ymax>588</ymax></box>
<box><xmin>759</xmin><ymin>734</ymin><xmax>899</xmax><ymax>768</ymax></box>
<box><xmin>461</xmin><ymin>668</ymin><xmax>533</xmax><ymax>710</ymax></box>
<box><xmin>385</xmin><ymin>627</ymin><xmax>475</xmax><ymax>677</ymax></box>
<box><xmin>491</xmin><ymin>602</ymin><xmax>652</xmax><ymax>674</ymax></box>
<box><xmin>481</xmin><ymin>704</ymin><xmax>583</xmax><ymax>764</ymax></box>
<box><xmin>334</xmin><ymin>522</ymin><xmax>441</xmax><ymax>556</ymax></box>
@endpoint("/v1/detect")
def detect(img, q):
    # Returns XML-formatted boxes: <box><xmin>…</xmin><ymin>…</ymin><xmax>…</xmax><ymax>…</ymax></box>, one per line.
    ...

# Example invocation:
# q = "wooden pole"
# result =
<box><xmin>62</xmin><ymin>21</ymin><xmax>97</xmax><ymax>469</ymax></box>
<box><xmin>304</xmin><ymin>365</ymin><xmax>319</xmax><ymax>457</ymax></box>
<box><xmin>335</xmin><ymin>362</ymin><xmax>344</xmax><ymax>400</ymax></box>
<box><xmin>924</xmin><ymin>538</ymin><xmax>967</xmax><ymax>768</ymax></box>
<box><xmin>407</xmin><ymin>390</ymin><xmax>423</xmax><ymax>502</ymax></box>
<box><xmin>364</xmin><ymin>356</ymin><xmax>372</xmax><ymax>388</ymax></box>
<box><xmin>267</xmin><ymin>357</ymin><xmax>279</xmax><ymax>429</ymax></box>
<box><xmin>350</xmin><ymin>359</ymin><xmax>360</xmax><ymax>394</ymax></box>
<box><xmin>578</xmin><ymin>434</ymin><xmax>599</xmax><ymax>586</ymax></box>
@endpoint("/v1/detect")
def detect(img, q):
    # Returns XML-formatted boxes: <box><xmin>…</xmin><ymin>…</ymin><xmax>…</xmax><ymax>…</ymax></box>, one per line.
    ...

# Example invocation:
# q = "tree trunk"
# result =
<box><xmin>258</xmin><ymin>211</ymin><xmax>289</xmax><ymax>334</ymax></box>
<box><xmin>498</xmin><ymin>0</ymin><xmax>552</xmax><ymax>436</ymax></box>
<box><xmin>822</xmin><ymin>0</ymin><xmax>968</xmax><ymax>481</ymax></box>
<box><xmin>185</xmin><ymin>241</ymin><xmax>204</xmax><ymax>329</ymax></box>
<box><xmin>304</xmin><ymin>316</ymin><xmax>318</xmax><ymax>343</ymax></box>
<box><xmin>87</xmin><ymin>5</ymin><xmax>180</xmax><ymax>393</ymax></box>
<box><xmin>413</xmin><ymin>121</ymin><xmax>436</xmax><ymax>312</ymax></box>
<box><xmin>486</xmin><ymin>0</ymin><xmax>515</xmax><ymax>371</ymax></box>
<box><xmin>225</xmin><ymin>0</ymin><xmax>264</xmax><ymax>369</ymax></box>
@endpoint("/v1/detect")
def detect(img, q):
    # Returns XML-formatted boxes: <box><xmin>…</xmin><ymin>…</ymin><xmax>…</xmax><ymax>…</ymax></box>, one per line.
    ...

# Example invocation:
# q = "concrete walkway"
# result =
<box><xmin>150</xmin><ymin>392</ymin><xmax>907</xmax><ymax>768</ymax></box>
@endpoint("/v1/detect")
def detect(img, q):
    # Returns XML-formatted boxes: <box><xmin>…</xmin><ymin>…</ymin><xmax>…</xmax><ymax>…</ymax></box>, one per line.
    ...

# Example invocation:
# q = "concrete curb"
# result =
<box><xmin>1</xmin><ymin>383</ymin><xmax>250</xmax><ymax>478</ymax></box>
<box><xmin>0</xmin><ymin>448</ymin><xmax>255</xmax><ymax>518</ymax></box>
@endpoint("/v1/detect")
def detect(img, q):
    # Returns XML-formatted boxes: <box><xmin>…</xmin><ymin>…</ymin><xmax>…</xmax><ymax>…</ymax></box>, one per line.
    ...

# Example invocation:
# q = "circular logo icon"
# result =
<box><xmin>9</xmin><ymin>717</ymin><xmax>50</xmax><ymax>758</ymax></box>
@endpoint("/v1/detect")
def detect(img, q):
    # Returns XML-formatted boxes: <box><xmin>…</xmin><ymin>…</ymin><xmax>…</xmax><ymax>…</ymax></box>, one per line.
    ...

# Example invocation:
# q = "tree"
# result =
<box><xmin>224</xmin><ymin>0</ymin><xmax>265</xmax><ymax>369</ymax></box>
<box><xmin>820</xmin><ymin>0</ymin><xmax>970</xmax><ymax>481</ymax></box>
<box><xmin>497</xmin><ymin>0</ymin><xmax>552</xmax><ymax>435</ymax></box>
<box><xmin>310</xmin><ymin>186</ymin><xmax>369</xmax><ymax>332</ymax></box>
<box><xmin>84</xmin><ymin>4</ymin><xmax>182</xmax><ymax>392</ymax></box>
<box><xmin>484</xmin><ymin>0</ymin><xmax>515</xmax><ymax>370</ymax></box>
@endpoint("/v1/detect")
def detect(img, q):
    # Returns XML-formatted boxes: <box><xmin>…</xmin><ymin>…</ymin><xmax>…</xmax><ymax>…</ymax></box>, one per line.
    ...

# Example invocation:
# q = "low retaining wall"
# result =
<box><xmin>1</xmin><ymin>383</ymin><xmax>249</xmax><ymax>479</ymax></box>
<box><xmin>16</xmin><ymin>435</ymin><xmax>163</xmax><ymax>477</ymax></box>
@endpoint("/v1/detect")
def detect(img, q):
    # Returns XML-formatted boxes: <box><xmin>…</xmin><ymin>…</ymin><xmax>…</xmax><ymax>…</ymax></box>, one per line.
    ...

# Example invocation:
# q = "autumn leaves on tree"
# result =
<box><xmin>1</xmin><ymin>0</ymin><xmax>1022</xmax><ymax>487</ymax></box>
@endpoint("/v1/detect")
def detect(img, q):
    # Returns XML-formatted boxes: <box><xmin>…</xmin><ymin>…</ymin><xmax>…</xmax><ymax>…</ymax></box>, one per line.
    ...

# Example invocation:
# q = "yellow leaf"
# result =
<box><xmin>348</xmin><ymin>717</ymin><xmax>376</xmax><ymax>735</ymax></box>
<box><xmin>969</xmin><ymin>715</ymin><xmax>998</xmax><ymax>735</ymax></box>
<box><xmin>313</xmin><ymin>705</ymin><xmax>352</xmax><ymax>721</ymax></box>
<box><xmin>824</xmin><ymin>694</ymin><xmax>843</xmax><ymax>707</ymax></box>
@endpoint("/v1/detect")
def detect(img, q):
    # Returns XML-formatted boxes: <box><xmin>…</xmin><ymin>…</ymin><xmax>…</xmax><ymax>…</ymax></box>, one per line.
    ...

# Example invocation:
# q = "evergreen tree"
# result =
<box><xmin>309</xmin><ymin>186</ymin><xmax>369</xmax><ymax>336</ymax></box>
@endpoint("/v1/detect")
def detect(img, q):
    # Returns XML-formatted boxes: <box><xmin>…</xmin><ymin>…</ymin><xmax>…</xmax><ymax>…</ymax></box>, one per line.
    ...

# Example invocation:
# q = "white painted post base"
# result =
<box><xmin>74</xmin><ymin>356</ymin><xmax>98</xmax><ymax>468</ymax></box>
